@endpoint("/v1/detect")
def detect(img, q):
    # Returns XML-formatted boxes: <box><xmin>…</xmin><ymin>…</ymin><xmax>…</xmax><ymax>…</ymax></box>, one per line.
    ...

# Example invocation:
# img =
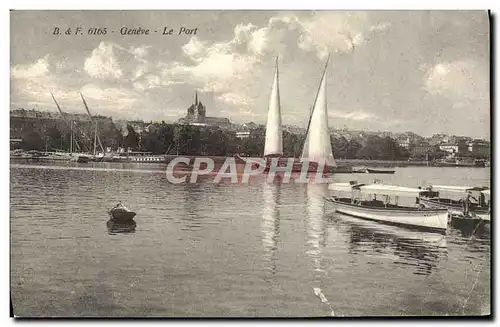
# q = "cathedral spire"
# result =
<box><xmin>195</xmin><ymin>90</ymin><xmax>198</xmax><ymax>105</ymax></box>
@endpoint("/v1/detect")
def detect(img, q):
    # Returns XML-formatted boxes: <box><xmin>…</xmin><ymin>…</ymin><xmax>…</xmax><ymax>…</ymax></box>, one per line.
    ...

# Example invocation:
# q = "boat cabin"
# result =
<box><xmin>424</xmin><ymin>185</ymin><xmax>490</xmax><ymax>208</ymax></box>
<box><xmin>327</xmin><ymin>182</ymin><xmax>450</xmax><ymax>232</ymax></box>
<box><xmin>328</xmin><ymin>182</ymin><xmax>437</xmax><ymax>209</ymax></box>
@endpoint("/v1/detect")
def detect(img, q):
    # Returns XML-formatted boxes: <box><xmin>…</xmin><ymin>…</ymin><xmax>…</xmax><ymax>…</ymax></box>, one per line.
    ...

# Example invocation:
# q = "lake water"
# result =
<box><xmin>10</xmin><ymin>161</ymin><xmax>491</xmax><ymax>317</ymax></box>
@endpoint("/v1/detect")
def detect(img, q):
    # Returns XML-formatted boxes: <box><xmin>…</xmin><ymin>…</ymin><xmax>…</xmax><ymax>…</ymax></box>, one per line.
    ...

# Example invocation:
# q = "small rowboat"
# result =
<box><xmin>352</xmin><ymin>168</ymin><xmax>395</xmax><ymax>174</ymax></box>
<box><xmin>108</xmin><ymin>203</ymin><xmax>136</xmax><ymax>222</ymax></box>
<box><xmin>365</xmin><ymin>168</ymin><xmax>395</xmax><ymax>174</ymax></box>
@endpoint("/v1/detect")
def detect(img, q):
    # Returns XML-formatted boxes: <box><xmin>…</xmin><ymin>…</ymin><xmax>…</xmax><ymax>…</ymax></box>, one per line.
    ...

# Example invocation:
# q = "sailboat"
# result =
<box><xmin>235</xmin><ymin>57</ymin><xmax>283</xmax><ymax>166</ymax></box>
<box><xmin>237</xmin><ymin>56</ymin><xmax>336</xmax><ymax>174</ymax></box>
<box><xmin>297</xmin><ymin>55</ymin><xmax>336</xmax><ymax>173</ymax></box>
<box><xmin>50</xmin><ymin>93</ymin><xmax>90</xmax><ymax>163</ymax></box>
<box><xmin>80</xmin><ymin>93</ymin><xmax>106</xmax><ymax>161</ymax></box>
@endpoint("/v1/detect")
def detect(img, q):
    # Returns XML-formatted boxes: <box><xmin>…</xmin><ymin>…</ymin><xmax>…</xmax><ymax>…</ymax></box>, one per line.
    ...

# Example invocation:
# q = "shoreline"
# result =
<box><xmin>10</xmin><ymin>155</ymin><xmax>488</xmax><ymax>169</ymax></box>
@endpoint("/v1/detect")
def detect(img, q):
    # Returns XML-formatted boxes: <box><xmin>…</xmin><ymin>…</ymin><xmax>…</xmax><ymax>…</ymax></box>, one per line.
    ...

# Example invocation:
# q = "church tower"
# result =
<box><xmin>194</xmin><ymin>90</ymin><xmax>206</xmax><ymax>122</ymax></box>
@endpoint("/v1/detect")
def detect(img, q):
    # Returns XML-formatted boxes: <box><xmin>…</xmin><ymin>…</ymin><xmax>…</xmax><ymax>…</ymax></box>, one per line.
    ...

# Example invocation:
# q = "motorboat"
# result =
<box><xmin>108</xmin><ymin>202</ymin><xmax>136</xmax><ymax>222</ymax></box>
<box><xmin>326</xmin><ymin>182</ymin><xmax>448</xmax><ymax>233</ymax></box>
<box><xmin>352</xmin><ymin>167</ymin><xmax>395</xmax><ymax>174</ymax></box>
<box><xmin>420</xmin><ymin>185</ymin><xmax>490</xmax><ymax>221</ymax></box>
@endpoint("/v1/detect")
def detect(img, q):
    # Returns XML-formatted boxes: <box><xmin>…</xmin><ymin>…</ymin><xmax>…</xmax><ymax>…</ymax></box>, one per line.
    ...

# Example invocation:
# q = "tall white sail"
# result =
<box><xmin>263</xmin><ymin>58</ymin><xmax>283</xmax><ymax>157</ymax></box>
<box><xmin>300</xmin><ymin>58</ymin><xmax>336</xmax><ymax>167</ymax></box>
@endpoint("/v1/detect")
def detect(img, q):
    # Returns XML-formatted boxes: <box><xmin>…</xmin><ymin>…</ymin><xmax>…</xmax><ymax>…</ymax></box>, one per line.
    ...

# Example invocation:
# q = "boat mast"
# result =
<box><xmin>303</xmin><ymin>54</ymin><xmax>330</xmax><ymax>139</ymax></box>
<box><xmin>80</xmin><ymin>93</ymin><xmax>105</xmax><ymax>154</ymax></box>
<box><xmin>93</xmin><ymin>123</ymin><xmax>98</xmax><ymax>156</ymax></box>
<box><xmin>50</xmin><ymin>92</ymin><xmax>82</xmax><ymax>152</ymax></box>
<box><xmin>300</xmin><ymin>54</ymin><xmax>335</xmax><ymax>167</ymax></box>
<box><xmin>70</xmin><ymin>121</ymin><xmax>73</xmax><ymax>154</ymax></box>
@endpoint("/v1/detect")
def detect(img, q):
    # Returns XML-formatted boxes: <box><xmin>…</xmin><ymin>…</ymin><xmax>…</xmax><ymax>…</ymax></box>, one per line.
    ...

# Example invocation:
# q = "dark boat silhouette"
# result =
<box><xmin>108</xmin><ymin>202</ymin><xmax>136</xmax><ymax>222</ymax></box>
<box><xmin>106</xmin><ymin>219</ymin><xmax>136</xmax><ymax>234</ymax></box>
<box><xmin>352</xmin><ymin>168</ymin><xmax>395</xmax><ymax>174</ymax></box>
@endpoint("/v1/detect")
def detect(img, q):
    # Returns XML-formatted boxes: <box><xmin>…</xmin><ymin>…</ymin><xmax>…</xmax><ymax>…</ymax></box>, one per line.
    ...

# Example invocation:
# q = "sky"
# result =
<box><xmin>10</xmin><ymin>10</ymin><xmax>490</xmax><ymax>139</ymax></box>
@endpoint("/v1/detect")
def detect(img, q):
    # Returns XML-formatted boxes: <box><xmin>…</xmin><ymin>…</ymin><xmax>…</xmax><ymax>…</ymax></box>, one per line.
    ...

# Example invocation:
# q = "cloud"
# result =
<box><xmin>11</xmin><ymin>54</ymin><xmax>74</xmax><ymax>106</ymax></box>
<box><xmin>181</xmin><ymin>36</ymin><xmax>207</xmax><ymax>59</ymax></box>
<box><xmin>11</xmin><ymin>55</ymin><xmax>50</xmax><ymax>79</ymax></box>
<box><xmin>296</xmin><ymin>12</ymin><xmax>391</xmax><ymax>58</ymax></box>
<box><xmin>167</xmin><ymin>28</ymin><xmax>265</xmax><ymax>101</ymax></box>
<box><xmin>423</xmin><ymin>60</ymin><xmax>488</xmax><ymax>102</ymax></box>
<box><xmin>217</xmin><ymin>92</ymin><xmax>253</xmax><ymax>106</ymax></box>
<box><xmin>84</xmin><ymin>42</ymin><xmax>123</xmax><ymax>80</ymax></box>
<box><xmin>80</xmin><ymin>83</ymin><xmax>138</xmax><ymax>110</ymax></box>
<box><xmin>330</xmin><ymin>110</ymin><xmax>377</xmax><ymax>121</ymax></box>
<box><xmin>369</xmin><ymin>22</ymin><xmax>392</xmax><ymax>32</ymax></box>
<box><xmin>129</xmin><ymin>45</ymin><xmax>151</xmax><ymax>60</ymax></box>
<box><xmin>76</xmin><ymin>12</ymin><xmax>396</xmax><ymax>115</ymax></box>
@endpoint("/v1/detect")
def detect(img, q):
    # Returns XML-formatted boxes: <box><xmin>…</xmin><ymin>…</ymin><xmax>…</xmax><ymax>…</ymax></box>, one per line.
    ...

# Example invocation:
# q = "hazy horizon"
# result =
<box><xmin>10</xmin><ymin>10</ymin><xmax>490</xmax><ymax>139</ymax></box>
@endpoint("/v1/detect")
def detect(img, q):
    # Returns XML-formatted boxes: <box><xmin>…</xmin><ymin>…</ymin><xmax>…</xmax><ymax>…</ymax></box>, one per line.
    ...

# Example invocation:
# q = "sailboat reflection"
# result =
<box><xmin>305</xmin><ymin>184</ymin><xmax>328</xmax><ymax>275</ymax></box>
<box><xmin>333</xmin><ymin>213</ymin><xmax>447</xmax><ymax>276</ymax></box>
<box><xmin>305</xmin><ymin>184</ymin><xmax>335</xmax><ymax>316</ymax></box>
<box><xmin>106</xmin><ymin>219</ymin><xmax>136</xmax><ymax>234</ymax></box>
<box><xmin>261</xmin><ymin>182</ymin><xmax>281</xmax><ymax>275</ymax></box>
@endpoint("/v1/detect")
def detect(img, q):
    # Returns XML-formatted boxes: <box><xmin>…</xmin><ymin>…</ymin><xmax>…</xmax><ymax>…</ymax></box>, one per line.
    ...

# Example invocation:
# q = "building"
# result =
<box><xmin>178</xmin><ymin>91</ymin><xmax>231</xmax><ymax>128</ymax></box>
<box><xmin>236</xmin><ymin>131</ymin><xmax>251</xmax><ymax>138</ymax></box>
<box><xmin>284</xmin><ymin>125</ymin><xmax>307</xmax><ymax>135</ymax></box>
<box><xmin>439</xmin><ymin>143</ymin><xmax>459</xmax><ymax>154</ymax></box>
<box><xmin>242</xmin><ymin>122</ymin><xmax>258</xmax><ymax>130</ymax></box>
<box><xmin>410</xmin><ymin>141</ymin><xmax>435</xmax><ymax>157</ymax></box>
<box><xmin>468</xmin><ymin>139</ymin><xmax>490</xmax><ymax>158</ymax></box>
<box><xmin>395</xmin><ymin>132</ymin><xmax>425</xmax><ymax>149</ymax></box>
<box><xmin>438</xmin><ymin>142</ymin><xmax>468</xmax><ymax>155</ymax></box>
<box><xmin>428</xmin><ymin>134</ymin><xmax>447</xmax><ymax>146</ymax></box>
<box><xmin>398</xmin><ymin>136</ymin><xmax>411</xmax><ymax>149</ymax></box>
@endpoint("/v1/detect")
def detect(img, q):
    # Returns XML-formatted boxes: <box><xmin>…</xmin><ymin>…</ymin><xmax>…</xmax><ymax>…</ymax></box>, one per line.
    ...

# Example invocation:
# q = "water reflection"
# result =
<box><xmin>334</xmin><ymin>214</ymin><xmax>447</xmax><ymax>276</ymax></box>
<box><xmin>305</xmin><ymin>184</ymin><xmax>328</xmax><ymax>276</ymax></box>
<box><xmin>106</xmin><ymin>219</ymin><xmax>136</xmax><ymax>235</ymax></box>
<box><xmin>179</xmin><ymin>183</ymin><xmax>203</xmax><ymax>234</ymax></box>
<box><xmin>449</xmin><ymin>218</ymin><xmax>490</xmax><ymax>239</ymax></box>
<box><xmin>261</xmin><ymin>182</ymin><xmax>281</xmax><ymax>275</ymax></box>
<box><xmin>305</xmin><ymin>184</ymin><xmax>335</xmax><ymax>316</ymax></box>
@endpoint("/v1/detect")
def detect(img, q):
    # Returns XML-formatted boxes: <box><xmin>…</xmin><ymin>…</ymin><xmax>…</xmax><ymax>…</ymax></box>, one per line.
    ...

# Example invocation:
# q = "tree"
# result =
<box><xmin>283</xmin><ymin>131</ymin><xmax>302</xmax><ymax>157</ymax></box>
<box><xmin>124</xmin><ymin>124</ymin><xmax>140</xmax><ymax>151</ymax></box>
<box><xmin>20</xmin><ymin>131</ymin><xmax>44</xmax><ymax>151</ymax></box>
<box><xmin>46</xmin><ymin>126</ymin><xmax>63</xmax><ymax>151</ymax></box>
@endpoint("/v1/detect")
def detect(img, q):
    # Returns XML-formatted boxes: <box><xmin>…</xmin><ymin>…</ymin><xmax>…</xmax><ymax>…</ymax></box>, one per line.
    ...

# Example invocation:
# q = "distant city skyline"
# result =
<box><xmin>10</xmin><ymin>107</ymin><xmax>490</xmax><ymax>142</ymax></box>
<box><xmin>11</xmin><ymin>10</ymin><xmax>490</xmax><ymax>139</ymax></box>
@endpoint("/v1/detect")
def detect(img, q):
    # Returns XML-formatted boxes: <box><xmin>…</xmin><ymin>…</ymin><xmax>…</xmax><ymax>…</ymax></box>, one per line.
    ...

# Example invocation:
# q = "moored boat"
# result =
<box><xmin>352</xmin><ymin>167</ymin><xmax>396</xmax><ymax>174</ymax></box>
<box><xmin>70</xmin><ymin>153</ymin><xmax>90</xmax><ymax>163</ymax></box>
<box><xmin>326</xmin><ymin>182</ymin><xmax>449</xmax><ymax>233</ymax></box>
<box><xmin>420</xmin><ymin>185</ymin><xmax>490</xmax><ymax>221</ymax></box>
<box><xmin>365</xmin><ymin>168</ymin><xmax>395</xmax><ymax>174</ymax></box>
<box><xmin>108</xmin><ymin>202</ymin><xmax>136</xmax><ymax>222</ymax></box>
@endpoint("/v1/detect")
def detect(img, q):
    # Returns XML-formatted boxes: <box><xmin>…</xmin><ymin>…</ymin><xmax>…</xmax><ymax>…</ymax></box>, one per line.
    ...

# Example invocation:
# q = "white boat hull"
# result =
<box><xmin>420</xmin><ymin>198</ymin><xmax>490</xmax><ymax>221</ymax></box>
<box><xmin>475</xmin><ymin>212</ymin><xmax>490</xmax><ymax>221</ymax></box>
<box><xmin>69</xmin><ymin>153</ymin><xmax>91</xmax><ymax>163</ymax></box>
<box><xmin>326</xmin><ymin>198</ymin><xmax>448</xmax><ymax>232</ymax></box>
